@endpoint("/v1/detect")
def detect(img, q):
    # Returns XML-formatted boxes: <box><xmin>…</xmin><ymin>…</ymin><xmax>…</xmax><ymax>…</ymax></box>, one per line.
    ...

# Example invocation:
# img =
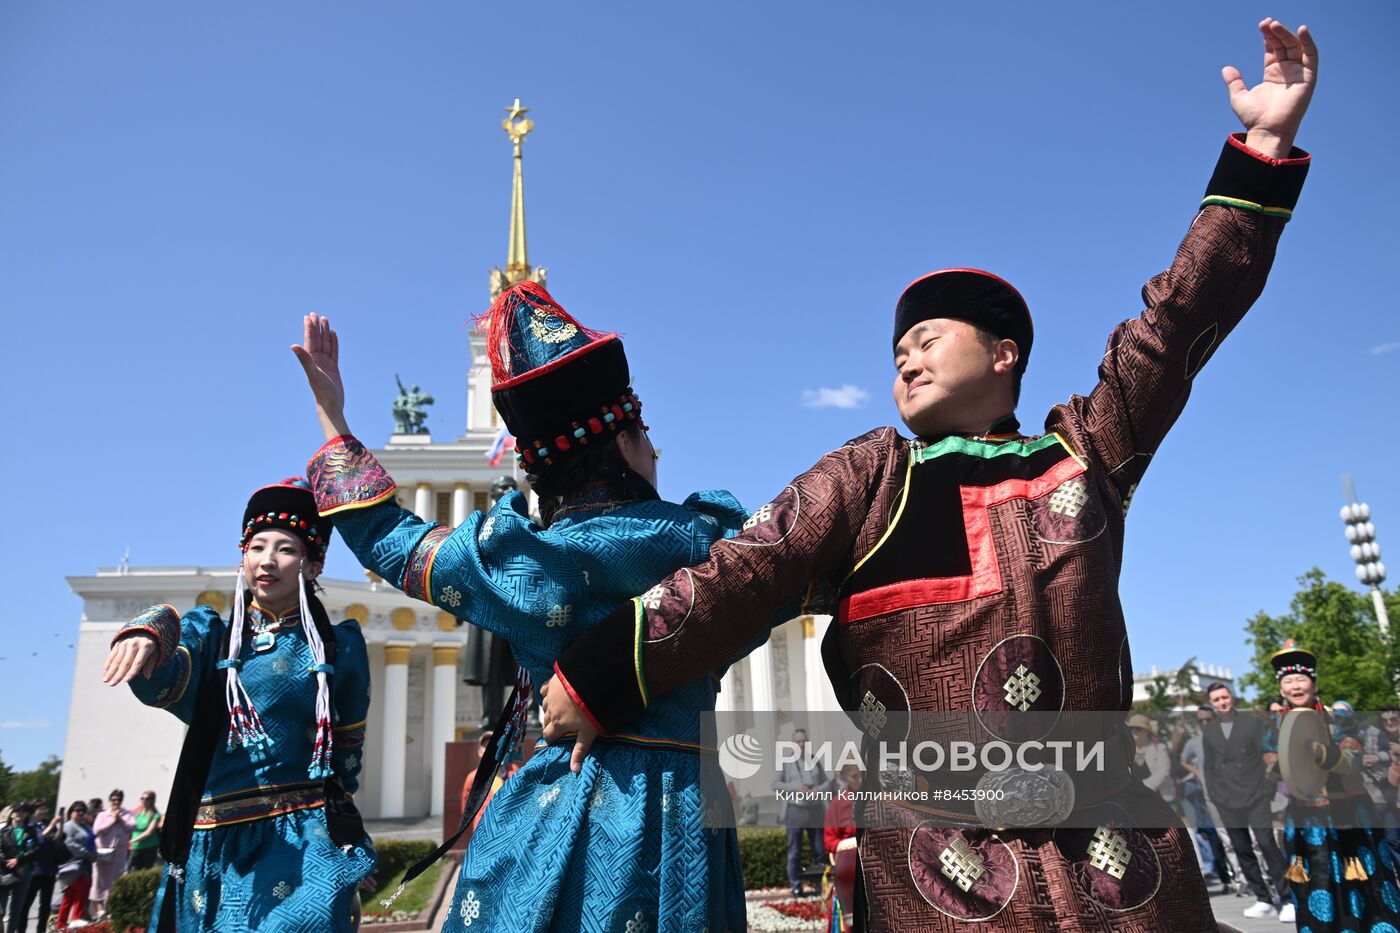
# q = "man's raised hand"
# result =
<box><xmin>1224</xmin><ymin>18</ymin><xmax>1318</xmax><ymax>159</ymax></box>
<box><xmin>292</xmin><ymin>313</ymin><xmax>352</xmax><ymax>441</ymax></box>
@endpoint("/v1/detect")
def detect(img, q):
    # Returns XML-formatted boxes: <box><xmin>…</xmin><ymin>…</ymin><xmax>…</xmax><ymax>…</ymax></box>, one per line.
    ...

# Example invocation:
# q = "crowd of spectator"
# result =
<box><xmin>1129</xmin><ymin>684</ymin><xmax>1400</xmax><ymax>924</ymax></box>
<box><xmin>0</xmin><ymin>789</ymin><xmax>163</xmax><ymax>932</ymax></box>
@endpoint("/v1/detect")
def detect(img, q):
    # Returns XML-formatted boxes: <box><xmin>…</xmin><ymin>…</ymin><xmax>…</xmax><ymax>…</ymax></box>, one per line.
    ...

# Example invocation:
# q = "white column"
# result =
<box><xmin>414</xmin><ymin>483</ymin><xmax>433</xmax><ymax>522</ymax></box>
<box><xmin>712</xmin><ymin>667</ymin><xmax>736</xmax><ymax>745</ymax></box>
<box><xmin>802</xmin><ymin>616</ymin><xmax>826</xmax><ymax>712</ymax></box>
<box><xmin>430</xmin><ymin>645</ymin><xmax>459</xmax><ymax>817</ymax></box>
<box><xmin>380</xmin><ymin>643</ymin><xmax>412</xmax><ymax>818</ymax></box>
<box><xmin>451</xmin><ymin>483</ymin><xmax>470</xmax><ymax>528</ymax></box>
<box><xmin>748</xmin><ymin>637</ymin><xmax>776</xmax><ymax>711</ymax></box>
<box><xmin>714</xmin><ymin>669</ymin><xmax>735</xmax><ymax>713</ymax></box>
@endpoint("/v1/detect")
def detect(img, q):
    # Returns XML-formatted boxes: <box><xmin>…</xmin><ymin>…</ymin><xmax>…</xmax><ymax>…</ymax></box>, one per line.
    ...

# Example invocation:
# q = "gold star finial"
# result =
<box><xmin>502</xmin><ymin>99</ymin><xmax>534</xmax><ymax>149</ymax></box>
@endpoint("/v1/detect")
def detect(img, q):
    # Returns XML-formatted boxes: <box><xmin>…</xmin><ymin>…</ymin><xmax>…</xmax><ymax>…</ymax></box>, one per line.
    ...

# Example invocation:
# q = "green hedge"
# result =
<box><xmin>364</xmin><ymin>838</ymin><xmax>436</xmax><ymax>896</ymax></box>
<box><xmin>738</xmin><ymin>827</ymin><xmax>788</xmax><ymax>890</ymax></box>
<box><xmin>107</xmin><ymin>866</ymin><xmax>162</xmax><ymax>933</ymax></box>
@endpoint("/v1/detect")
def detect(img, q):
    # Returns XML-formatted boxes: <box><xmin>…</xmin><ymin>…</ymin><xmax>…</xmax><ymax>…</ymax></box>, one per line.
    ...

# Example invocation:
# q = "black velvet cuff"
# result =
<box><xmin>554</xmin><ymin>601</ymin><xmax>646</xmax><ymax>733</ymax></box>
<box><xmin>1202</xmin><ymin>133</ymin><xmax>1310</xmax><ymax>217</ymax></box>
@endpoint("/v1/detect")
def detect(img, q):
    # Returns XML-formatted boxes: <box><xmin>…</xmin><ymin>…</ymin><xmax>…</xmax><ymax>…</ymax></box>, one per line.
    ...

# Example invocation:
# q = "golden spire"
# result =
<box><xmin>503</xmin><ymin>99</ymin><xmax>532</xmax><ymax>280</ymax></box>
<box><xmin>487</xmin><ymin>99</ymin><xmax>549</xmax><ymax>300</ymax></box>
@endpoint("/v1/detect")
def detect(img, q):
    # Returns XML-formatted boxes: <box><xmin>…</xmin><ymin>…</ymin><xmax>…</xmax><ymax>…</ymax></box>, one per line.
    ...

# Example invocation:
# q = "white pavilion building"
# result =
<box><xmin>60</xmin><ymin>104</ymin><xmax>836</xmax><ymax>822</ymax></box>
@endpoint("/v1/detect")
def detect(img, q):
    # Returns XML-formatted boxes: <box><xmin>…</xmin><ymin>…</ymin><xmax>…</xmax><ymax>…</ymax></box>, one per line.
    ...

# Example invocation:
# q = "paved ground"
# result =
<box><xmin>1211</xmin><ymin>884</ymin><xmax>1293</xmax><ymax>932</ymax></box>
<box><xmin>363</xmin><ymin>813</ymin><xmax>442</xmax><ymax>841</ymax></box>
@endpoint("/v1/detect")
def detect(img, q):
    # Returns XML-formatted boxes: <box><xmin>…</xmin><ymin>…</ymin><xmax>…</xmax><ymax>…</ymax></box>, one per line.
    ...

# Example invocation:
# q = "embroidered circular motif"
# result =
<box><xmin>907</xmin><ymin>824</ymin><xmax>1018</xmax><ymax>922</ymax></box>
<box><xmin>1029</xmin><ymin>476</ymin><xmax>1106</xmax><ymax>544</ymax></box>
<box><xmin>848</xmin><ymin>663</ymin><xmax>911</xmax><ymax>744</ymax></box>
<box><xmin>1308</xmin><ymin>888</ymin><xmax>1334</xmax><ymax>922</ymax></box>
<box><xmin>529</xmin><ymin>308</ymin><xmax>578</xmax><ymax>344</ymax></box>
<box><xmin>1052</xmin><ymin>817</ymin><xmax>1161</xmax><ymax>913</ymax></box>
<box><xmin>972</xmin><ymin>634</ymin><xmax>1065</xmax><ymax>742</ymax></box>
<box><xmin>638</xmin><ymin>570</ymin><xmax>695</xmax><ymax>641</ymax></box>
<box><xmin>729</xmin><ymin>486</ymin><xmax>800</xmax><ymax>548</ymax></box>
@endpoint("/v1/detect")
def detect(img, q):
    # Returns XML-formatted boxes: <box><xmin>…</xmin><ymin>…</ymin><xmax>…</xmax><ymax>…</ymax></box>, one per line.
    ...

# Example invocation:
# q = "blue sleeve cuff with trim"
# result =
<box><xmin>112</xmin><ymin>604</ymin><xmax>181</xmax><ymax>667</ymax></box>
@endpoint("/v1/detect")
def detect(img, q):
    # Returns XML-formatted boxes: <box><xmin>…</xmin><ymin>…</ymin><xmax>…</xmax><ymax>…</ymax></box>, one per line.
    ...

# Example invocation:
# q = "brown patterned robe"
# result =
<box><xmin>555</xmin><ymin>135</ymin><xmax>1309</xmax><ymax>931</ymax></box>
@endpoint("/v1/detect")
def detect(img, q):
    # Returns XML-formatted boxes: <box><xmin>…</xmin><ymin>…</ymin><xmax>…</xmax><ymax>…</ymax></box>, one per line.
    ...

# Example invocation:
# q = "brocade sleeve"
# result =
<box><xmin>554</xmin><ymin>428</ymin><xmax>901</xmax><ymax>732</ymax></box>
<box><xmin>1050</xmin><ymin>134</ymin><xmax>1309</xmax><ymax>509</ymax></box>
<box><xmin>118</xmin><ymin>604</ymin><xmax>226</xmax><ymax>724</ymax></box>
<box><xmin>307</xmin><ymin>434</ymin><xmax>588</xmax><ymax>641</ymax></box>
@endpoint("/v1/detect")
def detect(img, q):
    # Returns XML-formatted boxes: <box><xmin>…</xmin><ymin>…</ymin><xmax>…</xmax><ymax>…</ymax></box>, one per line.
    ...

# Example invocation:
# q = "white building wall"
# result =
<box><xmin>405</xmin><ymin>653</ymin><xmax>428</xmax><ymax>817</ymax></box>
<box><xmin>60</xmin><ymin>622</ymin><xmax>187</xmax><ymax>809</ymax></box>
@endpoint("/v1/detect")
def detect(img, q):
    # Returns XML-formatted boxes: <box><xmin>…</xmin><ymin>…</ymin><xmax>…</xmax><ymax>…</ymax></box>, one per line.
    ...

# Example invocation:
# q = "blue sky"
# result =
<box><xmin>2</xmin><ymin>2</ymin><xmax>1396</xmax><ymax>769</ymax></box>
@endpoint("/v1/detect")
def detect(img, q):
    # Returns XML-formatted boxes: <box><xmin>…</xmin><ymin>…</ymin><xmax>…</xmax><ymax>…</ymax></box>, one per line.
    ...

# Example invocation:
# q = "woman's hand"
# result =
<box><xmin>101</xmin><ymin>635</ymin><xmax>157</xmax><ymax>685</ymax></box>
<box><xmin>292</xmin><ymin>313</ymin><xmax>353</xmax><ymax>441</ymax></box>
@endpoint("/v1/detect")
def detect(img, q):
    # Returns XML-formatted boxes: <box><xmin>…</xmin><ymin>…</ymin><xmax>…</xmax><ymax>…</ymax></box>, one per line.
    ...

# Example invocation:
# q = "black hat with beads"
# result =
<box><xmin>240</xmin><ymin>477</ymin><xmax>331</xmax><ymax>563</ymax></box>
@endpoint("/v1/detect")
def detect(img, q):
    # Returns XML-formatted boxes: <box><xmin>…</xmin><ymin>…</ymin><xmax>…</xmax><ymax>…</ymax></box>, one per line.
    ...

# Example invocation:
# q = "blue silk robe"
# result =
<box><xmin>310</xmin><ymin>434</ymin><xmax>755</xmax><ymax>933</ymax></box>
<box><xmin>125</xmin><ymin>603</ymin><xmax>375</xmax><ymax>932</ymax></box>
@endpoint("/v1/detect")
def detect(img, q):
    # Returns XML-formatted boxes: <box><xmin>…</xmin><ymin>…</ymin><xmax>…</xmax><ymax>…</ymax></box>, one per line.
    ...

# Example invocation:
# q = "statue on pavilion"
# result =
<box><xmin>391</xmin><ymin>375</ymin><xmax>434</xmax><ymax>435</ymax></box>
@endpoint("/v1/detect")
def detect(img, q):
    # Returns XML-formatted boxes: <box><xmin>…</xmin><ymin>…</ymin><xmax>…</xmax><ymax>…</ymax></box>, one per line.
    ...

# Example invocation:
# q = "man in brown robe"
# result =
<box><xmin>541</xmin><ymin>18</ymin><xmax>1317</xmax><ymax>932</ymax></box>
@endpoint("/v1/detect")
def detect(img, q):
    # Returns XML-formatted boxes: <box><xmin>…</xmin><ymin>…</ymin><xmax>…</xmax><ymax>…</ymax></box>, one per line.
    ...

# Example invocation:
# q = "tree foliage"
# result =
<box><xmin>1241</xmin><ymin>568</ymin><xmax>1400</xmax><ymax>708</ymax></box>
<box><xmin>0</xmin><ymin>751</ymin><xmax>62</xmax><ymax>810</ymax></box>
<box><xmin>0</xmin><ymin>751</ymin><xmax>13</xmax><ymax>805</ymax></box>
<box><xmin>9</xmin><ymin>756</ymin><xmax>62</xmax><ymax>808</ymax></box>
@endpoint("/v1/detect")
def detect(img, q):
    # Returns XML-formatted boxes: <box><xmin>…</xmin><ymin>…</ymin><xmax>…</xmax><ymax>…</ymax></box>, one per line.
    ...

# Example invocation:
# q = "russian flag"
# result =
<box><xmin>486</xmin><ymin>427</ymin><xmax>514</xmax><ymax>467</ymax></box>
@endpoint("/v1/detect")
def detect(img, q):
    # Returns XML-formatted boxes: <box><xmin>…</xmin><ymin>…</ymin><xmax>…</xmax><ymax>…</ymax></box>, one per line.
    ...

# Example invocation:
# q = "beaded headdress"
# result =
<box><xmin>240</xmin><ymin>477</ymin><xmax>332</xmax><ymax>562</ymax></box>
<box><xmin>1270</xmin><ymin>639</ymin><xmax>1317</xmax><ymax>682</ymax></box>
<box><xmin>226</xmin><ymin>478</ymin><xmax>336</xmax><ymax>778</ymax></box>
<box><xmin>478</xmin><ymin>281</ymin><xmax>645</xmax><ymax>471</ymax></box>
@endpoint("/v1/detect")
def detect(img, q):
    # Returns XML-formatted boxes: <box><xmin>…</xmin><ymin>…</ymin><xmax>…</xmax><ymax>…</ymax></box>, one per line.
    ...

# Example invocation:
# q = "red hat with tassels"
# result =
<box><xmin>477</xmin><ymin>281</ymin><xmax>644</xmax><ymax>471</ymax></box>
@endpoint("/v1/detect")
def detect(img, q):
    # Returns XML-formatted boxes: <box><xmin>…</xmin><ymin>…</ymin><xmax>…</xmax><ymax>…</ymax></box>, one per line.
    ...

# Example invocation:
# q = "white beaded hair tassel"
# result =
<box><xmin>222</xmin><ymin>575</ymin><xmax>271</xmax><ymax>759</ymax></box>
<box><xmin>302</xmin><ymin>570</ymin><xmax>334</xmax><ymax>780</ymax></box>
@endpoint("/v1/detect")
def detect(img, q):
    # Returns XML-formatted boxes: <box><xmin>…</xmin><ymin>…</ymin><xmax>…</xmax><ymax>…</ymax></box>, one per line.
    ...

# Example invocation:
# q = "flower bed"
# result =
<box><xmin>744</xmin><ymin>890</ymin><xmax>827</xmax><ymax>932</ymax></box>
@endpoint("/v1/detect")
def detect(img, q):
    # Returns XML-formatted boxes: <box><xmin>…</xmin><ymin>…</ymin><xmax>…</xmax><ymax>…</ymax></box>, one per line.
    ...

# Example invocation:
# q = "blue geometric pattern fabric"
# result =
<box><xmin>130</xmin><ymin>605</ymin><xmax>375</xmax><ymax>932</ymax></box>
<box><xmin>329</xmin><ymin>486</ymin><xmax>760</xmax><ymax>932</ymax></box>
<box><xmin>444</xmin><ymin>743</ymin><xmax>743</xmax><ymax>933</ymax></box>
<box><xmin>1284</xmin><ymin>795</ymin><xmax>1400</xmax><ymax>932</ymax></box>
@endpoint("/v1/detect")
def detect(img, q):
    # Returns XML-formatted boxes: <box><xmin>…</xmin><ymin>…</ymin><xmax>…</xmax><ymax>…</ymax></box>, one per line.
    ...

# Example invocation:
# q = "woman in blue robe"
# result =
<box><xmin>103</xmin><ymin>479</ymin><xmax>375</xmax><ymax>932</ymax></box>
<box><xmin>294</xmin><ymin>282</ymin><xmax>763</xmax><ymax>932</ymax></box>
